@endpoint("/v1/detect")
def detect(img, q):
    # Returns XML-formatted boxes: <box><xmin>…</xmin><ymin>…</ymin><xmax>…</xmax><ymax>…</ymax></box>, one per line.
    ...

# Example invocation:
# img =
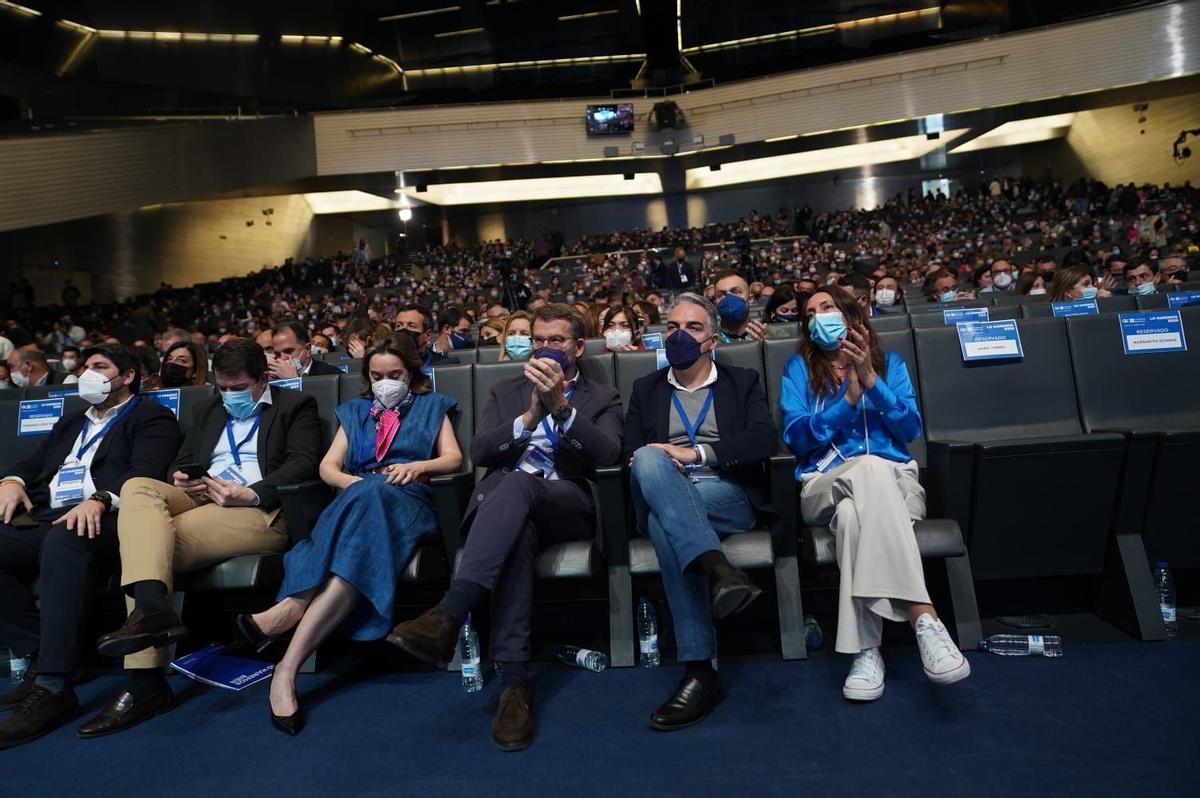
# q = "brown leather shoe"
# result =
<box><xmin>385</xmin><ymin>607</ymin><xmax>459</xmax><ymax>669</ymax></box>
<box><xmin>76</xmin><ymin>685</ymin><xmax>172</xmax><ymax>738</ymax></box>
<box><xmin>96</xmin><ymin>609</ymin><xmax>188</xmax><ymax>658</ymax></box>
<box><xmin>491</xmin><ymin>682</ymin><xmax>534</xmax><ymax>752</ymax></box>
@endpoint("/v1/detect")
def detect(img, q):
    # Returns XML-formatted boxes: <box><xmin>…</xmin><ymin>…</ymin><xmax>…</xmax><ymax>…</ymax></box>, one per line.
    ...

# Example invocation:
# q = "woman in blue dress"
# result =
<box><xmin>236</xmin><ymin>333</ymin><xmax>462</xmax><ymax>733</ymax></box>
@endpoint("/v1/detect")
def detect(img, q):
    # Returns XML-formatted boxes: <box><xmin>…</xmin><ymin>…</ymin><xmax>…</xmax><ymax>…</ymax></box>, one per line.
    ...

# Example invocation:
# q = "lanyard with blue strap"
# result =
<box><xmin>539</xmin><ymin>382</ymin><xmax>577</xmax><ymax>449</ymax></box>
<box><xmin>671</xmin><ymin>388</ymin><xmax>713</xmax><ymax>447</ymax></box>
<box><xmin>224</xmin><ymin>413</ymin><xmax>263</xmax><ymax>467</ymax></box>
<box><xmin>74</xmin><ymin>397</ymin><xmax>140</xmax><ymax>461</ymax></box>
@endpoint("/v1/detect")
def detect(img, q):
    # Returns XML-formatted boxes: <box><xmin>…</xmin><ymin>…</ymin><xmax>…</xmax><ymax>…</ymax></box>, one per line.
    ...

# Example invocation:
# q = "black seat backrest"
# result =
<box><xmin>765</xmin><ymin>321</ymin><xmax>799</xmax><ymax>338</ymax></box>
<box><xmin>875</xmin><ymin>329</ymin><xmax>926</xmax><ymax>468</ymax></box>
<box><xmin>298</xmin><ymin>375</ymin><xmax>340</xmax><ymax>444</ymax></box>
<box><xmin>428</xmin><ymin>364</ymin><xmax>474</xmax><ymax>469</ymax></box>
<box><xmin>906</xmin><ymin>298</ymin><xmax>989</xmax><ymax>314</ymax></box>
<box><xmin>178</xmin><ymin>385</ymin><xmax>214</xmax><ymax>435</ymax></box>
<box><xmin>763</xmin><ymin>338</ymin><xmax>799</xmax><ymax>433</ymax></box>
<box><xmin>714</xmin><ymin>341</ymin><xmax>763</xmax><ymax>380</ymax></box>
<box><xmin>1136</xmin><ymin>293</ymin><xmax>1170</xmax><ymax>310</ymax></box>
<box><xmin>476</xmin><ymin>346</ymin><xmax>502</xmax><ymax>364</ymax></box>
<box><xmin>583</xmin><ymin>338</ymin><xmax>607</xmax><ymax>356</ymax></box>
<box><xmin>338</xmin><ymin>373</ymin><xmax>363</xmax><ymax>405</ymax></box>
<box><xmin>578</xmin><ymin>352</ymin><xmax>616</xmax><ymax>391</ymax></box>
<box><xmin>0</xmin><ymin>395</ymin><xmax>88</xmax><ymax>475</ymax></box>
<box><xmin>915</xmin><ymin>318</ymin><xmax>1084</xmax><ymax>442</ymax></box>
<box><xmin>614</xmin><ymin>350</ymin><xmax>662</xmax><ymax>411</ymax></box>
<box><xmin>0</xmin><ymin>389</ymin><xmax>23</xmax><ymax>404</ymax></box>
<box><xmin>991</xmin><ymin>292</ymin><xmax>1037</xmax><ymax>306</ymax></box>
<box><xmin>870</xmin><ymin>314</ymin><xmax>911</xmax><ymax>332</ymax></box>
<box><xmin>24</xmin><ymin>384</ymin><xmax>76</xmax><ymax>401</ymax></box>
<box><xmin>1067</xmin><ymin>309</ymin><xmax>1200</xmax><ymax>433</ymax></box>
<box><xmin>1098</xmin><ymin>295</ymin><xmax>1137</xmax><ymax>313</ymax></box>
<box><xmin>472</xmin><ymin>362</ymin><xmax>525</xmax><ymax>427</ymax></box>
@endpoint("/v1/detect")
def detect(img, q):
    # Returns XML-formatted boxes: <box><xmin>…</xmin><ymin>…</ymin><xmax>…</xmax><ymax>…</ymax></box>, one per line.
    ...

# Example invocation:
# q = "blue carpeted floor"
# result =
<box><xmin>3</xmin><ymin>642</ymin><xmax>1197</xmax><ymax>797</ymax></box>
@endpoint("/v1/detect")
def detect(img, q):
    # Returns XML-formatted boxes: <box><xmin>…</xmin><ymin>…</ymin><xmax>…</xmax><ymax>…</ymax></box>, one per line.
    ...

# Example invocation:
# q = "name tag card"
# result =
<box><xmin>655</xmin><ymin>348</ymin><xmax>670</xmax><ymax>370</ymax></box>
<box><xmin>956</xmin><ymin>320</ymin><xmax>1024</xmax><ymax>361</ymax></box>
<box><xmin>48</xmin><ymin>387</ymin><xmax>78</xmax><ymax>398</ymax></box>
<box><xmin>142</xmin><ymin>388</ymin><xmax>181</xmax><ymax>418</ymax></box>
<box><xmin>642</xmin><ymin>332</ymin><xmax>663</xmax><ymax>350</ymax></box>
<box><xmin>269</xmin><ymin>377</ymin><xmax>302</xmax><ymax>391</ymax></box>
<box><xmin>215</xmin><ymin>465</ymin><xmax>249</xmax><ymax>486</ymax></box>
<box><xmin>1119</xmin><ymin>311</ymin><xmax>1188</xmax><ymax>355</ymax></box>
<box><xmin>53</xmin><ymin>464</ymin><xmax>86</xmax><ymax>504</ymax></box>
<box><xmin>1052</xmin><ymin>299</ymin><xmax>1099</xmax><ymax>318</ymax></box>
<box><xmin>942</xmin><ymin>307</ymin><xmax>989</xmax><ymax>325</ymax></box>
<box><xmin>17</xmin><ymin>399</ymin><xmax>64</xmax><ymax>436</ymax></box>
<box><xmin>1167</xmin><ymin>291</ymin><xmax>1200</xmax><ymax>310</ymax></box>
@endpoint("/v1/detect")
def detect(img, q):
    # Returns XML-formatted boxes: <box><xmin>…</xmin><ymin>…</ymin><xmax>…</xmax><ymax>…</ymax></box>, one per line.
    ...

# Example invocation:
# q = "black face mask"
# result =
<box><xmin>160</xmin><ymin>362</ymin><xmax>190</xmax><ymax>388</ymax></box>
<box><xmin>478</xmin><ymin>337</ymin><xmax>500</xmax><ymax>347</ymax></box>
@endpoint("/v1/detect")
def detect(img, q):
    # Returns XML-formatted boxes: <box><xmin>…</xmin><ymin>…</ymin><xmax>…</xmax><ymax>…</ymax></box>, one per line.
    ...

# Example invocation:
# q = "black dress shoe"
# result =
<box><xmin>235</xmin><ymin>614</ymin><xmax>291</xmax><ymax>654</ymax></box>
<box><xmin>0</xmin><ymin>687</ymin><xmax>80</xmax><ymax>749</ymax></box>
<box><xmin>76</xmin><ymin>685</ymin><xmax>172</xmax><ymax>738</ymax></box>
<box><xmin>271</xmin><ymin>707</ymin><xmax>304</xmax><ymax>736</ymax></box>
<box><xmin>96</xmin><ymin>608</ymin><xmax>188</xmax><ymax>658</ymax></box>
<box><xmin>648</xmin><ymin>674</ymin><xmax>724</xmax><ymax>731</ymax></box>
<box><xmin>709</xmin><ymin>568</ymin><xmax>763</xmax><ymax>621</ymax></box>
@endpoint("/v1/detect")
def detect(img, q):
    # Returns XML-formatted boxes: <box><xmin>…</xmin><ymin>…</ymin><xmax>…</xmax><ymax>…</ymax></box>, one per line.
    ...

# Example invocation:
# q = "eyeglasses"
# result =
<box><xmin>530</xmin><ymin>336</ymin><xmax>575</xmax><ymax>349</ymax></box>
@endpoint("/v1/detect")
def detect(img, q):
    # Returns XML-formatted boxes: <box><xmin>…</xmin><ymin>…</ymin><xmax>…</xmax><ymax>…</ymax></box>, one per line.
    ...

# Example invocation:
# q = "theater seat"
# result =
<box><xmin>1067</xmin><ymin>309</ymin><xmax>1200</xmax><ymax>576</ymax></box>
<box><xmin>915</xmin><ymin>318</ymin><xmax>1158</xmax><ymax>639</ymax></box>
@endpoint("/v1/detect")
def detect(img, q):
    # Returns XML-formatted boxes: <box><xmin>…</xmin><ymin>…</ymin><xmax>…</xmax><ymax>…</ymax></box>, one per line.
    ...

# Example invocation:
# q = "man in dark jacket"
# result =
<box><xmin>83</xmin><ymin>339</ymin><xmax>322</xmax><ymax>738</ymax></box>
<box><xmin>0</xmin><ymin>345</ymin><xmax>182</xmax><ymax>748</ymax></box>
<box><xmin>623</xmin><ymin>292</ymin><xmax>778</xmax><ymax>731</ymax></box>
<box><xmin>388</xmin><ymin>304</ymin><xmax>623</xmax><ymax>752</ymax></box>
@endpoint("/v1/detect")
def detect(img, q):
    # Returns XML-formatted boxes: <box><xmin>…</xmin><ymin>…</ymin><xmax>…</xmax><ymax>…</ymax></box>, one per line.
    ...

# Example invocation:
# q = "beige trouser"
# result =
<box><xmin>800</xmin><ymin>455</ymin><xmax>929</xmax><ymax>654</ymax></box>
<box><xmin>116</xmin><ymin>477</ymin><xmax>289</xmax><ymax>668</ymax></box>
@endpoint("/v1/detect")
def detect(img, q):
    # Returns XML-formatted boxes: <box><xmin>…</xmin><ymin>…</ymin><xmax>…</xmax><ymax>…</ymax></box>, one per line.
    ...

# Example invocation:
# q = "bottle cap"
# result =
<box><xmin>1155</xmin><ymin>562</ymin><xmax>1169</xmax><ymax>569</ymax></box>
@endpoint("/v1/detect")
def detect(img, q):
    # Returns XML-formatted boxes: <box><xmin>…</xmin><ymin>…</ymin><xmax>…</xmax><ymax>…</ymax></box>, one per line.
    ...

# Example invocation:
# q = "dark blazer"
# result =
<box><xmin>464</xmin><ymin>373</ymin><xmax>624</xmax><ymax>537</ymax></box>
<box><xmin>305</xmin><ymin>359</ymin><xmax>343</xmax><ymax>377</ymax></box>
<box><xmin>666</xmin><ymin>259</ymin><xmax>698</xmax><ymax>291</ymax></box>
<box><xmin>11</xmin><ymin>396</ymin><xmax>182</xmax><ymax>509</ymax></box>
<box><xmin>174</xmin><ymin>386</ymin><xmax>323</xmax><ymax>512</ymax></box>
<box><xmin>622</xmin><ymin>362</ymin><xmax>779</xmax><ymax>527</ymax></box>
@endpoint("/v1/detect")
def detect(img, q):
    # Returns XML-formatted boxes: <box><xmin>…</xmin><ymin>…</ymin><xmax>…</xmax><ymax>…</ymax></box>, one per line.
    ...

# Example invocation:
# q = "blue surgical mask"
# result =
<box><xmin>449</xmin><ymin>330</ymin><xmax>471</xmax><ymax>350</ymax></box>
<box><xmin>1131</xmin><ymin>282</ymin><xmax>1156</xmax><ymax>296</ymax></box>
<box><xmin>807</xmin><ymin>312</ymin><xmax>846</xmax><ymax>351</ymax></box>
<box><xmin>716</xmin><ymin>293</ymin><xmax>748</xmax><ymax>324</ymax></box>
<box><xmin>505</xmin><ymin>335</ymin><xmax>532</xmax><ymax>361</ymax></box>
<box><xmin>665</xmin><ymin>329</ymin><xmax>705</xmax><ymax>369</ymax></box>
<box><xmin>938</xmin><ymin>290</ymin><xmax>957</xmax><ymax>303</ymax></box>
<box><xmin>221</xmin><ymin>387</ymin><xmax>259</xmax><ymax>420</ymax></box>
<box><xmin>1079</xmin><ymin>286</ymin><xmax>1099</xmax><ymax>300</ymax></box>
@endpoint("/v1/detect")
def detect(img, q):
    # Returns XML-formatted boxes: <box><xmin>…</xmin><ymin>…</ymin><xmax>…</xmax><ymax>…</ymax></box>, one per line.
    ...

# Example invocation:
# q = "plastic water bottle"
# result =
<box><xmin>459</xmin><ymin>613</ymin><xmax>483</xmax><ymax>693</ymax></box>
<box><xmin>10</xmin><ymin>654</ymin><xmax>29</xmax><ymax>685</ymax></box>
<box><xmin>978</xmin><ymin>634</ymin><xmax>1063</xmax><ymax>657</ymax></box>
<box><xmin>1153</xmin><ymin>562</ymin><xmax>1177</xmax><ymax>640</ymax></box>
<box><xmin>637</xmin><ymin>597</ymin><xmax>660</xmax><ymax>668</ymax></box>
<box><xmin>804</xmin><ymin>615</ymin><xmax>824</xmax><ymax>650</ymax></box>
<box><xmin>550</xmin><ymin>645</ymin><xmax>609</xmax><ymax>672</ymax></box>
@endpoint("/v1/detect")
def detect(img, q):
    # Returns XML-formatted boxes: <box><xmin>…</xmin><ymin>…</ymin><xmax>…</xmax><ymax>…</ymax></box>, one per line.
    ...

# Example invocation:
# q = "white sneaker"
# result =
<box><xmin>842</xmin><ymin>647</ymin><xmax>885</xmax><ymax>701</ymax></box>
<box><xmin>915</xmin><ymin>613</ymin><xmax>971</xmax><ymax>685</ymax></box>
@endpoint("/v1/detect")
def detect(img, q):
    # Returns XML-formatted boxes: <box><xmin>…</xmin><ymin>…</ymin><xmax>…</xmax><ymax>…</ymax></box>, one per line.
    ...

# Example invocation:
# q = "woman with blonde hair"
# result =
<box><xmin>498</xmin><ymin>311</ymin><xmax>533</xmax><ymax>361</ymax></box>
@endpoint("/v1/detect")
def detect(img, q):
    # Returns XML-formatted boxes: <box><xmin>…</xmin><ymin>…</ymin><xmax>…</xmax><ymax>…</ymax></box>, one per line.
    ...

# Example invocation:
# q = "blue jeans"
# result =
<box><xmin>629</xmin><ymin>447</ymin><xmax>756</xmax><ymax>661</ymax></box>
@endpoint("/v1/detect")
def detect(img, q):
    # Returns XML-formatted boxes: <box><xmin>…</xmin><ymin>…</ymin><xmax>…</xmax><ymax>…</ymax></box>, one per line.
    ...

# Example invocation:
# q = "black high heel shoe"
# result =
<box><xmin>271</xmin><ymin>706</ymin><xmax>304</xmax><ymax>736</ymax></box>
<box><xmin>234</xmin><ymin>613</ymin><xmax>291</xmax><ymax>653</ymax></box>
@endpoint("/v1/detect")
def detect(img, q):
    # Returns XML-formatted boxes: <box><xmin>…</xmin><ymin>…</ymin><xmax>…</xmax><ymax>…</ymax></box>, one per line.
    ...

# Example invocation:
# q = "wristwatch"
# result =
<box><xmin>550</xmin><ymin>402</ymin><xmax>572</xmax><ymax>424</ymax></box>
<box><xmin>88</xmin><ymin>491</ymin><xmax>113</xmax><ymax>512</ymax></box>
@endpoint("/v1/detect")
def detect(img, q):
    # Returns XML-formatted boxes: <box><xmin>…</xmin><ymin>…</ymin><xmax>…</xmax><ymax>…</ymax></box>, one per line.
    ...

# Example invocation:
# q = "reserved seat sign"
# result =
<box><xmin>17</xmin><ymin>398</ymin><xmax>64</xmax><ymax>436</ymax></box>
<box><xmin>1119</xmin><ymin>311</ymin><xmax>1187</xmax><ymax>355</ymax></box>
<box><xmin>955</xmin><ymin>320</ymin><xmax>1024</xmax><ymax>361</ymax></box>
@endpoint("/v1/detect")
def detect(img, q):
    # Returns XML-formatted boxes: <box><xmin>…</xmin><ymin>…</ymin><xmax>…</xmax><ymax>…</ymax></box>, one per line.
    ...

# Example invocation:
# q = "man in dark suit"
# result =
<box><xmin>395</xmin><ymin>305</ymin><xmax>460</xmax><ymax>372</ymax></box>
<box><xmin>667</xmin><ymin>247</ymin><xmax>699</xmax><ymax>293</ymax></box>
<box><xmin>623</xmin><ymin>292</ymin><xmax>778</xmax><ymax>731</ymax></box>
<box><xmin>82</xmin><ymin>338</ymin><xmax>322</xmax><ymax>737</ymax></box>
<box><xmin>389</xmin><ymin>304</ymin><xmax>622</xmax><ymax>752</ymax></box>
<box><xmin>0</xmin><ymin>345</ymin><xmax>182</xmax><ymax>748</ymax></box>
<box><xmin>267</xmin><ymin>320</ymin><xmax>343</xmax><ymax>379</ymax></box>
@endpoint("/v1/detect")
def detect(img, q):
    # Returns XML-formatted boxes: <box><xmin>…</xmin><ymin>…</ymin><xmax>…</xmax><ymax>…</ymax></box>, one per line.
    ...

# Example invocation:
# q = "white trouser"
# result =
<box><xmin>800</xmin><ymin>455</ymin><xmax>929</xmax><ymax>654</ymax></box>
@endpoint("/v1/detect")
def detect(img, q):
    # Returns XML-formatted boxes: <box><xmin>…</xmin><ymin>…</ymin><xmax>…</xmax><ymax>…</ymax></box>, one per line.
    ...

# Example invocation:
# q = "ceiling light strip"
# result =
<box><xmin>58</xmin><ymin>19</ymin><xmax>98</xmax><ymax>34</ymax></box>
<box><xmin>379</xmin><ymin>6</ymin><xmax>461</xmax><ymax>22</ymax></box>
<box><xmin>682</xmin><ymin>5</ymin><xmax>939</xmax><ymax>54</ymax></box>
<box><xmin>404</xmin><ymin>52</ymin><xmax>643</xmax><ymax>75</ymax></box>
<box><xmin>558</xmin><ymin>10</ymin><xmax>620</xmax><ymax>21</ymax></box>
<box><xmin>0</xmin><ymin>1</ymin><xmax>40</xmax><ymax>17</ymax></box>
<box><xmin>434</xmin><ymin>27</ymin><xmax>486</xmax><ymax>38</ymax></box>
<box><xmin>96</xmin><ymin>29</ymin><xmax>259</xmax><ymax>42</ymax></box>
